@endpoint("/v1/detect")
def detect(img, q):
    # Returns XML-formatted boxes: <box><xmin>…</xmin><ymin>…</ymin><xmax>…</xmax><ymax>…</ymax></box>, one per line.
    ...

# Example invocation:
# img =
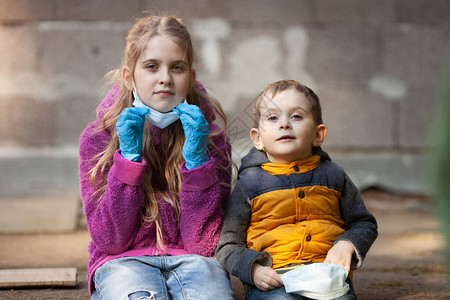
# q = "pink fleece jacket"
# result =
<box><xmin>78</xmin><ymin>84</ymin><xmax>231</xmax><ymax>295</ymax></box>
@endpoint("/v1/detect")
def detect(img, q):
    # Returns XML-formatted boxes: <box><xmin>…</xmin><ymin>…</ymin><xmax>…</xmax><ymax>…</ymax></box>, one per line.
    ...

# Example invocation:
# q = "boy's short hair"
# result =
<box><xmin>252</xmin><ymin>80</ymin><xmax>323</xmax><ymax>128</ymax></box>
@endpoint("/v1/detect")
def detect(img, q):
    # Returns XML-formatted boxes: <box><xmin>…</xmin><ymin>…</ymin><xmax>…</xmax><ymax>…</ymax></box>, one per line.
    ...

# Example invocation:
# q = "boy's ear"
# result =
<box><xmin>313</xmin><ymin>124</ymin><xmax>327</xmax><ymax>147</ymax></box>
<box><xmin>122</xmin><ymin>67</ymin><xmax>133</xmax><ymax>91</ymax></box>
<box><xmin>250</xmin><ymin>128</ymin><xmax>265</xmax><ymax>151</ymax></box>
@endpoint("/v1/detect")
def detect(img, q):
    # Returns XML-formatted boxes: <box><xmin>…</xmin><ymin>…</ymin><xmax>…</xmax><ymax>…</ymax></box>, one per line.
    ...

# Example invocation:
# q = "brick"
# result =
<box><xmin>314</xmin><ymin>0</ymin><xmax>396</xmax><ymax>23</ymax></box>
<box><xmin>38</xmin><ymin>22</ymin><xmax>128</xmax><ymax>85</ymax></box>
<box><xmin>0</xmin><ymin>0</ymin><xmax>54</xmax><ymax>22</ymax></box>
<box><xmin>54</xmin><ymin>0</ymin><xmax>141</xmax><ymax>21</ymax></box>
<box><xmin>222</xmin><ymin>27</ymin><xmax>285</xmax><ymax>85</ymax></box>
<box><xmin>145</xmin><ymin>0</ymin><xmax>314</xmax><ymax>23</ymax></box>
<box><xmin>0</xmin><ymin>96</ymin><xmax>55</xmax><ymax>146</ymax></box>
<box><xmin>383</xmin><ymin>26</ymin><xmax>450</xmax><ymax>87</ymax></box>
<box><xmin>332</xmin><ymin>153</ymin><xmax>428</xmax><ymax>193</ymax></box>
<box><xmin>144</xmin><ymin>0</ymin><xmax>230</xmax><ymax>19</ymax></box>
<box><xmin>0</xmin><ymin>149</ymin><xmax>79</xmax><ymax>198</ymax></box>
<box><xmin>54</xmin><ymin>93</ymin><xmax>98</xmax><ymax>146</ymax></box>
<box><xmin>306</xmin><ymin>25</ymin><xmax>381</xmax><ymax>85</ymax></box>
<box><xmin>319</xmin><ymin>85</ymin><xmax>394</xmax><ymax>149</ymax></box>
<box><xmin>194</xmin><ymin>25</ymin><xmax>285</xmax><ymax>102</ymax></box>
<box><xmin>399</xmin><ymin>85</ymin><xmax>440</xmax><ymax>148</ymax></box>
<box><xmin>398</xmin><ymin>0</ymin><xmax>450</xmax><ymax>23</ymax></box>
<box><xmin>227</xmin><ymin>0</ymin><xmax>314</xmax><ymax>23</ymax></box>
<box><xmin>0</xmin><ymin>23</ymin><xmax>39</xmax><ymax>77</ymax></box>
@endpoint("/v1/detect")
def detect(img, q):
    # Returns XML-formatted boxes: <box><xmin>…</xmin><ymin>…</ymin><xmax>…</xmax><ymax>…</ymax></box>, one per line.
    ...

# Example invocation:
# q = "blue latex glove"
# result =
<box><xmin>173</xmin><ymin>102</ymin><xmax>210</xmax><ymax>169</ymax></box>
<box><xmin>116</xmin><ymin>107</ymin><xmax>150</xmax><ymax>162</ymax></box>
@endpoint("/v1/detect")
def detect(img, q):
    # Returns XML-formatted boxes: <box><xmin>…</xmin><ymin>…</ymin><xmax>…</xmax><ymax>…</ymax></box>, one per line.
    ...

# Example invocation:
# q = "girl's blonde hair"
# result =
<box><xmin>87</xmin><ymin>15</ymin><xmax>232</xmax><ymax>250</ymax></box>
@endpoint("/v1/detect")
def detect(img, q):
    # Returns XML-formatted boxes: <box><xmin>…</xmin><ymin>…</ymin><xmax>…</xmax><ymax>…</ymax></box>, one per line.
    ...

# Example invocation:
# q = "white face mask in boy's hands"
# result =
<box><xmin>280</xmin><ymin>263</ymin><xmax>350</xmax><ymax>300</ymax></box>
<box><xmin>132</xmin><ymin>87</ymin><xmax>186</xmax><ymax>129</ymax></box>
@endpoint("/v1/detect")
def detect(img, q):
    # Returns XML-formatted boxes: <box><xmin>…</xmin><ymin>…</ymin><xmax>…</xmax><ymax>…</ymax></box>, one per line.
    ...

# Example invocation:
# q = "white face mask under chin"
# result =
<box><xmin>132</xmin><ymin>87</ymin><xmax>186</xmax><ymax>129</ymax></box>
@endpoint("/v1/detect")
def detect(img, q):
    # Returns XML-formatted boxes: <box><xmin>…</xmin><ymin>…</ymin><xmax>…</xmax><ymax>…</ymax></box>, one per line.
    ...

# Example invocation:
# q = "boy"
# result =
<box><xmin>215</xmin><ymin>80</ymin><xmax>378</xmax><ymax>299</ymax></box>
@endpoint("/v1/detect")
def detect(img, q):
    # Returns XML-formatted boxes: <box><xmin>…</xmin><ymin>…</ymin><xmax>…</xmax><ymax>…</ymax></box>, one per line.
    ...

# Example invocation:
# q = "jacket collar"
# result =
<box><xmin>261</xmin><ymin>155</ymin><xmax>321</xmax><ymax>175</ymax></box>
<box><xmin>239</xmin><ymin>146</ymin><xmax>331</xmax><ymax>174</ymax></box>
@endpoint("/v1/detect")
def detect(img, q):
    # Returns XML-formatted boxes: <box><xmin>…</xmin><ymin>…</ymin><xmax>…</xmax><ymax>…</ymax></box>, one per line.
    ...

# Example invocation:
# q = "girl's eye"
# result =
<box><xmin>292</xmin><ymin>114</ymin><xmax>302</xmax><ymax>120</ymax></box>
<box><xmin>268</xmin><ymin>115</ymin><xmax>278</xmax><ymax>121</ymax></box>
<box><xmin>146</xmin><ymin>64</ymin><xmax>158</xmax><ymax>71</ymax></box>
<box><xmin>173</xmin><ymin>65</ymin><xmax>185</xmax><ymax>72</ymax></box>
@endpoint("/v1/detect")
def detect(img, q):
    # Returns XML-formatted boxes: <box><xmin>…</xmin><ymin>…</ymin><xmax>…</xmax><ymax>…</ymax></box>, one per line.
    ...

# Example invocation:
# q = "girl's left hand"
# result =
<box><xmin>324</xmin><ymin>240</ymin><xmax>355</xmax><ymax>271</ymax></box>
<box><xmin>173</xmin><ymin>102</ymin><xmax>210</xmax><ymax>170</ymax></box>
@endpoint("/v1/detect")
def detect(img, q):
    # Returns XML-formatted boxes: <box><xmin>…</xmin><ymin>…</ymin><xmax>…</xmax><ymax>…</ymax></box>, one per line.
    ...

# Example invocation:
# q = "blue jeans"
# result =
<box><xmin>91</xmin><ymin>255</ymin><xmax>234</xmax><ymax>300</ymax></box>
<box><xmin>245</xmin><ymin>277</ymin><xmax>356</xmax><ymax>300</ymax></box>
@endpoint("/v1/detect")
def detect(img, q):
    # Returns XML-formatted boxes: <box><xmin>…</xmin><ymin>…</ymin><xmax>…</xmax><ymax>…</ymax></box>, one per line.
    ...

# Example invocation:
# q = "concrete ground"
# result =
<box><xmin>0</xmin><ymin>190</ymin><xmax>448</xmax><ymax>300</ymax></box>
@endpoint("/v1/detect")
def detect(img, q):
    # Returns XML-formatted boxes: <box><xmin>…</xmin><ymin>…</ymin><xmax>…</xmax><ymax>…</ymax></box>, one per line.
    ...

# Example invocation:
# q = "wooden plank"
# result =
<box><xmin>0</xmin><ymin>268</ymin><xmax>77</xmax><ymax>288</ymax></box>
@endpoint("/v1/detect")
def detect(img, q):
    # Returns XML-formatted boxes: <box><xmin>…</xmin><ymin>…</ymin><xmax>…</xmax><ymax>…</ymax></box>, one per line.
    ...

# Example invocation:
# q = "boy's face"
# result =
<box><xmin>251</xmin><ymin>88</ymin><xmax>326</xmax><ymax>164</ymax></box>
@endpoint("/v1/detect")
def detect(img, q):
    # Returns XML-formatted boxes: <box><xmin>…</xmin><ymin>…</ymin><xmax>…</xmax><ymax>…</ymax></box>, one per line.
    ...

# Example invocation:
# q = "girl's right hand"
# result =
<box><xmin>116</xmin><ymin>107</ymin><xmax>150</xmax><ymax>161</ymax></box>
<box><xmin>251</xmin><ymin>263</ymin><xmax>284</xmax><ymax>291</ymax></box>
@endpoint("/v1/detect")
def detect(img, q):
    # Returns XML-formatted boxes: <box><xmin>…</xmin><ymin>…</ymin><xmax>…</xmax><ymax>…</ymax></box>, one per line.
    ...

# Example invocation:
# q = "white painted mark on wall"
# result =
<box><xmin>191</xmin><ymin>19</ymin><xmax>230</xmax><ymax>78</ymax></box>
<box><xmin>368</xmin><ymin>75</ymin><xmax>408</xmax><ymax>101</ymax></box>
<box><xmin>402</xmin><ymin>155</ymin><xmax>413</xmax><ymax>167</ymax></box>
<box><xmin>284</xmin><ymin>25</ymin><xmax>316</xmax><ymax>89</ymax></box>
<box><xmin>229</xmin><ymin>35</ymin><xmax>283</xmax><ymax>87</ymax></box>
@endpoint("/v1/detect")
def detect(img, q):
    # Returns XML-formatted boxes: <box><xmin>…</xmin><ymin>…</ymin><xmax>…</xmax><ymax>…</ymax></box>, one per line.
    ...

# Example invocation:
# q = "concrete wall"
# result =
<box><xmin>0</xmin><ymin>0</ymin><xmax>449</xmax><ymax>197</ymax></box>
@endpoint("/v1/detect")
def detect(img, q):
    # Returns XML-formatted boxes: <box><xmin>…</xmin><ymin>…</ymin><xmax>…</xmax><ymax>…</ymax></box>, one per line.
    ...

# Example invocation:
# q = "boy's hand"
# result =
<box><xmin>324</xmin><ymin>240</ymin><xmax>355</xmax><ymax>271</ymax></box>
<box><xmin>251</xmin><ymin>263</ymin><xmax>284</xmax><ymax>291</ymax></box>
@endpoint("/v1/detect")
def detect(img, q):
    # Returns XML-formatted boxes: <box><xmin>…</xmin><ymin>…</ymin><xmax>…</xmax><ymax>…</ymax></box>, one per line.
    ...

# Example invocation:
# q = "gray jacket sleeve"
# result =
<box><xmin>215</xmin><ymin>180</ymin><xmax>272</xmax><ymax>285</ymax></box>
<box><xmin>335</xmin><ymin>173</ymin><xmax>378</xmax><ymax>269</ymax></box>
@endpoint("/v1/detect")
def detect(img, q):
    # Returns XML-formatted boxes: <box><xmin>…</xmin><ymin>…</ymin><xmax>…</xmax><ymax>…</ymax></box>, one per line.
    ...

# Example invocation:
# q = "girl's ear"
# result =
<box><xmin>313</xmin><ymin>124</ymin><xmax>327</xmax><ymax>147</ymax></box>
<box><xmin>122</xmin><ymin>67</ymin><xmax>133</xmax><ymax>91</ymax></box>
<box><xmin>250</xmin><ymin>128</ymin><xmax>265</xmax><ymax>150</ymax></box>
<box><xmin>191</xmin><ymin>69</ymin><xmax>196</xmax><ymax>83</ymax></box>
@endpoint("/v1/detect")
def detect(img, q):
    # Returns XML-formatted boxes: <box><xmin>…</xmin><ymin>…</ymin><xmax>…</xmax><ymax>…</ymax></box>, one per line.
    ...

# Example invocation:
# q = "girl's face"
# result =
<box><xmin>130</xmin><ymin>35</ymin><xmax>193</xmax><ymax>112</ymax></box>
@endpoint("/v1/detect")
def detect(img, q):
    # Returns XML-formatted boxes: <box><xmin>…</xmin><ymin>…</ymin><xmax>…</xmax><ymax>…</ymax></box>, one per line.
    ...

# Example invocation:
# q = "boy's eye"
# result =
<box><xmin>292</xmin><ymin>114</ymin><xmax>303</xmax><ymax>120</ymax></box>
<box><xmin>268</xmin><ymin>115</ymin><xmax>278</xmax><ymax>121</ymax></box>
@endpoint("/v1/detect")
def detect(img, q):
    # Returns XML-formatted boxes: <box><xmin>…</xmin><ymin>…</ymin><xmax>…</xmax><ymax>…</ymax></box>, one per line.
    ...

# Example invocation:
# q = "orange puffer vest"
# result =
<box><xmin>243</xmin><ymin>155</ymin><xmax>345</xmax><ymax>269</ymax></box>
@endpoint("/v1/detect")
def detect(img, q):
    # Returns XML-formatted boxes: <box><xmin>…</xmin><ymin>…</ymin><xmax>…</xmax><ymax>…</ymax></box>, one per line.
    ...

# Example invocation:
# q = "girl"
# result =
<box><xmin>79</xmin><ymin>15</ymin><xmax>234</xmax><ymax>299</ymax></box>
